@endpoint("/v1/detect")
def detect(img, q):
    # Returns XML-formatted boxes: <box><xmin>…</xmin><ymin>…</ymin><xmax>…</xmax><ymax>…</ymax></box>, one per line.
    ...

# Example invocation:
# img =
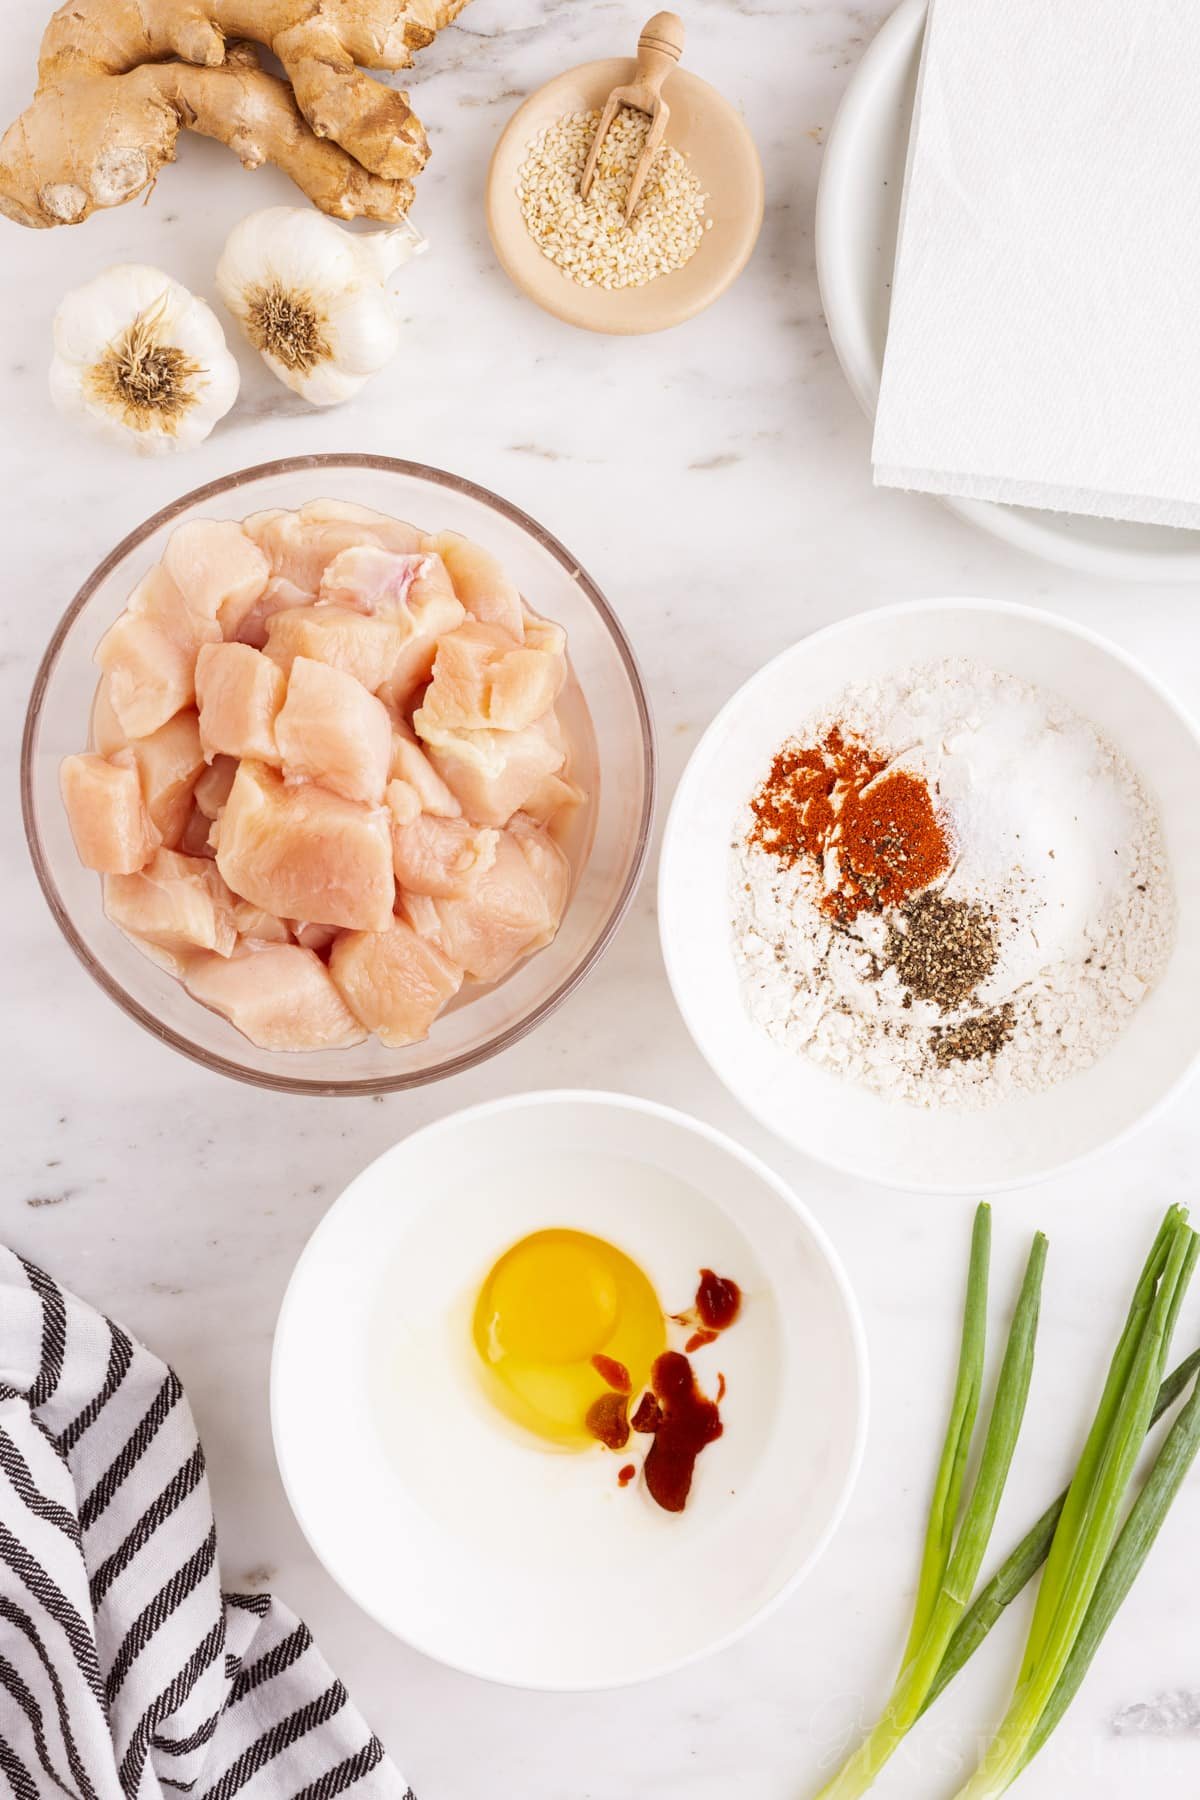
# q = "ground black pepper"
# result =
<box><xmin>884</xmin><ymin>891</ymin><xmax>999</xmax><ymax>1011</ymax></box>
<box><xmin>930</xmin><ymin>1004</ymin><xmax>1016</xmax><ymax>1068</ymax></box>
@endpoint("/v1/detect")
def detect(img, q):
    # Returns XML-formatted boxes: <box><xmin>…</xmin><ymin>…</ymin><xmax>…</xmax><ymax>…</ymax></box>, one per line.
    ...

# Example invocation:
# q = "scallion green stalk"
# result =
<box><xmin>952</xmin><ymin>1206</ymin><xmax>1196</xmax><ymax>1800</ymax></box>
<box><xmin>919</xmin><ymin>1343</ymin><xmax>1200</xmax><ymax>1716</ymax></box>
<box><xmin>814</xmin><ymin>1214</ymin><xmax>1046</xmax><ymax>1800</ymax></box>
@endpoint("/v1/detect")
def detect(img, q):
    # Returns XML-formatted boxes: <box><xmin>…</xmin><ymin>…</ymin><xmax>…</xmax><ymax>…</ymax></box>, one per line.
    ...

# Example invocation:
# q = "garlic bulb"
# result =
<box><xmin>216</xmin><ymin>206</ymin><xmax>426</xmax><ymax>407</ymax></box>
<box><xmin>50</xmin><ymin>265</ymin><xmax>239</xmax><ymax>455</ymax></box>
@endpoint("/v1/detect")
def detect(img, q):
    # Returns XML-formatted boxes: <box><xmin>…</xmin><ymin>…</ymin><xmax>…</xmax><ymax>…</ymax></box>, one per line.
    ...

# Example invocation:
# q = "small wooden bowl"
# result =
<box><xmin>486</xmin><ymin>59</ymin><xmax>764</xmax><ymax>336</ymax></box>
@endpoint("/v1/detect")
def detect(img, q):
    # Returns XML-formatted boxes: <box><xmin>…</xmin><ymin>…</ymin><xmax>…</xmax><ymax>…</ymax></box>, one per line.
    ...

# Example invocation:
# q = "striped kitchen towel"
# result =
<box><xmin>0</xmin><ymin>1246</ymin><xmax>413</xmax><ymax>1800</ymax></box>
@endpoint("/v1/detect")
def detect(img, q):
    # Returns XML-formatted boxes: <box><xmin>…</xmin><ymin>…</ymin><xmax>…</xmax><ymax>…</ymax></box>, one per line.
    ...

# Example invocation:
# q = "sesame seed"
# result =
<box><xmin>516</xmin><ymin>107</ymin><xmax>709</xmax><ymax>289</ymax></box>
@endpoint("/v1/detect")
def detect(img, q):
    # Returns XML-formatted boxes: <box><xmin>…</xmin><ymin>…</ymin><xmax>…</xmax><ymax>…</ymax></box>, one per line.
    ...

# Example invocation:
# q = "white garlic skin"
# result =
<box><xmin>49</xmin><ymin>264</ymin><xmax>239</xmax><ymax>456</ymax></box>
<box><xmin>216</xmin><ymin>206</ymin><xmax>426</xmax><ymax>407</ymax></box>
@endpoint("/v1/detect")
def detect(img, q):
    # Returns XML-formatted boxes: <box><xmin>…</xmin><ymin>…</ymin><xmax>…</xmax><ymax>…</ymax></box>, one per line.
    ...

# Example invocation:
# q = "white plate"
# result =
<box><xmin>816</xmin><ymin>0</ymin><xmax>1200</xmax><ymax>583</ymax></box>
<box><xmin>271</xmin><ymin>1091</ymin><xmax>867</xmax><ymax>1689</ymax></box>
<box><xmin>659</xmin><ymin>601</ymin><xmax>1200</xmax><ymax>1194</ymax></box>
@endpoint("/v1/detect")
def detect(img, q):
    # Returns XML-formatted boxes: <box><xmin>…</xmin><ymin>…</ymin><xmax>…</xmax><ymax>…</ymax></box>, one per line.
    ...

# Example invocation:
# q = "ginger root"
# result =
<box><xmin>0</xmin><ymin>0</ymin><xmax>470</xmax><ymax>229</ymax></box>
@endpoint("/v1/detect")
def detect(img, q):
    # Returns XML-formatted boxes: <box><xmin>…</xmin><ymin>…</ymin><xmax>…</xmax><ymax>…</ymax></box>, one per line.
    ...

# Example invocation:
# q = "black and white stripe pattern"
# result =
<box><xmin>0</xmin><ymin>1248</ymin><xmax>413</xmax><ymax>1800</ymax></box>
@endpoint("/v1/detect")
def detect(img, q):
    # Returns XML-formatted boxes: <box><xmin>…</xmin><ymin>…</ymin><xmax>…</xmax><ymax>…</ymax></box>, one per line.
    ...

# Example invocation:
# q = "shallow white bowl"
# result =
<box><xmin>816</xmin><ymin>0</ymin><xmax>1200</xmax><ymax>583</ymax></box>
<box><xmin>659</xmin><ymin>601</ymin><xmax>1200</xmax><ymax>1193</ymax></box>
<box><xmin>271</xmin><ymin>1091</ymin><xmax>867</xmax><ymax>1689</ymax></box>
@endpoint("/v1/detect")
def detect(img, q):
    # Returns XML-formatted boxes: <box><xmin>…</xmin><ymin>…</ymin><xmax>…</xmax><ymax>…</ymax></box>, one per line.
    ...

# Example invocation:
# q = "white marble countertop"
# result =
<box><xmin>3</xmin><ymin>1</ymin><xmax>1199</xmax><ymax>1795</ymax></box>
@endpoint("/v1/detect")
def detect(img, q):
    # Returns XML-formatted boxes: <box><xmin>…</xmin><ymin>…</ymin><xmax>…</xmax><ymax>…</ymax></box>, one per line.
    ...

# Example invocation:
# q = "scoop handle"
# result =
<box><xmin>634</xmin><ymin>11</ymin><xmax>685</xmax><ymax>94</ymax></box>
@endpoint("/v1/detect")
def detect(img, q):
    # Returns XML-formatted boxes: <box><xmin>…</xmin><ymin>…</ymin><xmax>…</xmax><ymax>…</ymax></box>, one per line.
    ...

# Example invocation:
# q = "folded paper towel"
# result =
<box><xmin>0</xmin><ymin>1247</ymin><xmax>411</xmax><ymax>1800</ymax></box>
<box><xmin>872</xmin><ymin>0</ymin><xmax>1200</xmax><ymax>529</ymax></box>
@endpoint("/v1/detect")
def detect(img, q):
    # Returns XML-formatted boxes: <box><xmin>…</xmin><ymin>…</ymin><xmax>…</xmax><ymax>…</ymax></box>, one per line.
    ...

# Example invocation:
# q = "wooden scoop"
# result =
<box><xmin>579</xmin><ymin>12</ymin><xmax>686</xmax><ymax>223</ymax></box>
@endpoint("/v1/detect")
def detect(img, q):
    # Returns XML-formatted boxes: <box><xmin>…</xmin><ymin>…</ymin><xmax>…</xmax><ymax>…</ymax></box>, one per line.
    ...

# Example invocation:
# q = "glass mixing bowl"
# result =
<box><xmin>22</xmin><ymin>455</ymin><xmax>655</xmax><ymax>1095</ymax></box>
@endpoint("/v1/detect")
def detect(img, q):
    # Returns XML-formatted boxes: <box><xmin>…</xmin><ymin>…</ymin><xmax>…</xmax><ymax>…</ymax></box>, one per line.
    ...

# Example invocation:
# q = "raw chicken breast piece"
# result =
<box><xmin>95</xmin><ymin>565</ymin><xmax>218</xmax><ymax>738</ymax></box>
<box><xmin>431</xmin><ymin>826</ymin><xmax>567</xmax><ymax>982</ymax></box>
<box><xmin>397</xmin><ymin>889</ymin><xmax>447</xmax><ymax>949</ymax></box>
<box><xmin>321</xmin><ymin>546</ymin><xmax>466</xmax><ymax>710</ymax></box>
<box><xmin>244</xmin><ymin>502</ymin><xmax>422</xmax><ymax>597</ymax></box>
<box><xmin>185</xmin><ymin>943</ymin><xmax>367</xmax><ymax>1050</ymax></box>
<box><xmin>388</xmin><ymin>726</ymin><xmax>461</xmax><ymax>816</ymax></box>
<box><xmin>521</xmin><ymin>769</ymin><xmax>587</xmax><ymax>828</ymax></box>
<box><xmin>91</xmin><ymin>677</ymin><xmax>127</xmax><ymax>756</ymax></box>
<box><xmin>231</xmin><ymin>576</ymin><xmax>312</xmax><ymax>650</ymax></box>
<box><xmin>424</xmin><ymin>532</ymin><xmax>525</xmax><ymax>640</ymax></box>
<box><xmin>275</xmin><ymin>657</ymin><xmax>391</xmax><ymax>805</ymax></box>
<box><xmin>60</xmin><ymin>751</ymin><xmax>161</xmax><ymax>873</ymax></box>
<box><xmin>161</xmin><ymin>519</ymin><xmax>269</xmax><ymax>633</ymax></box>
<box><xmin>195</xmin><ymin>642</ymin><xmax>286</xmax><ymax>764</ymax></box>
<box><xmin>300</xmin><ymin>499</ymin><xmax>424</xmax><ymax>552</ymax></box>
<box><xmin>330</xmin><ymin>918</ymin><xmax>462</xmax><ymax>1047</ymax></box>
<box><xmin>216</xmin><ymin>760</ymin><xmax>394</xmax><ymax>932</ymax></box>
<box><xmin>104</xmin><ymin>849</ymin><xmax>238</xmax><ymax>958</ymax></box>
<box><xmin>232</xmin><ymin>901</ymin><xmax>292</xmax><ymax>944</ymax></box>
<box><xmin>414</xmin><ymin>621</ymin><xmax>565</xmax><ymax>736</ymax></box>
<box><xmin>388</xmin><ymin>799</ymin><xmax>499</xmax><ymax>898</ymax></box>
<box><xmin>128</xmin><ymin>710</ymin><xmax>205</xmax><ymax>847</ymax></box>
<box><xmin>420</xmin><ymin>715</ymin><xmax>566</xmax><ymax>828</ymax></box>
<box><xmin>509</xmin><ymin>813</ymin><xmax>572</xmax><ymax>926</ymax></box>
<box><xmin>263</xmin><ymin>604</ymin><xmax>408</xmax><ymax>693</ymax></box>
<box><xmin>194</xmin><ymin>756</ymin><xmax>237</xmax><ymax>820</ymax></box>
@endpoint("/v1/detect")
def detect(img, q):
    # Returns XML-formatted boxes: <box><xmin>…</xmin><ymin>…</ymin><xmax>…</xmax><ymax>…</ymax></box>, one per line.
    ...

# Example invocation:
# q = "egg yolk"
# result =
<box><xmin>472</xmin><ymin>1229</ymin><xmax>666</xmax><ymax>1447</ymax></box>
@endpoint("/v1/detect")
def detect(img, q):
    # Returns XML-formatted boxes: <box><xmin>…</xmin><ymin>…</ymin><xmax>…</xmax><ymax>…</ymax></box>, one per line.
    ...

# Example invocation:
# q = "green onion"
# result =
<box><xmin>919</xmin><ymin>1343</ymin><xmax>1200</xmax><ymax>1716</ymax></box>
<box><xmin>1018</xmin><ymin>1362</ymin><xmax>1200</xmax><ymax>1771</ymax></box>
<box><xmin>814</xmin><ymin>1209</ymin><xmax>1046</xmax><ymax>1800</ymax></box>
<box><xmin>903</xmin><ymin>1202</ymin><xmax>991</xmax><ymax>1664</ymax></box>
<box><xmin>953</xmin><ymin>1206</ymin><xmax>1196</xmax><ymax>1800</ymax></box>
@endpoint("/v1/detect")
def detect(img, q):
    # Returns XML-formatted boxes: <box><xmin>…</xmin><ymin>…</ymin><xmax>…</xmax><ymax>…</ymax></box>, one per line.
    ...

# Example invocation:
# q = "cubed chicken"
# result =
<box><xmin>509</xmin><ymin>813</ymin><xmax>572</xmax><ymax>923</ymax></box>
<box><xmin>95</xmin><ymin>564</ymin><xmax>219</xmax><ymax>738</ymax></box>
<box><xmin>424</xmin><ymin>532</ymin><xmax>525</xmax><ymax>640</ymax></box>
<box><xmin>388</xmin><ymin>798</ymin><xmax>499</xmax><ymax>898</ymax></box>
<box><xmin>420</xmin><ymin>715</ymin><xmax>566</xmax><ymax>828</ymax></box>
<box><xmin>244</xmin><ymin>501</ymin><xmax>423</xmax><ymax>596</ymax></box>
<box><xmin>230</xmin><ymin>576</ymin><xmax>312</xmax><ymax>650</ymax></box>
<box><xmin>232</xmin><ymin>901</ymin><xmax>292</xmax><ymax>944</ymax></box>
<box><xmin>263</xmin><ymin>604</ymin><xmax>408</xmax><ymax>694</ymax></box>
<box><xmin>216</xmin><ymin>760</ymin><xmax>394</xmax><ymax>932</ymax></box>
<box><xmin>320</xmin><ymin>546</ymin><xmax>466</xmax><ymax>711</ymax></box>
<box><xmin>431</xmin><ymin>825</ymin><xmax>568</xmax><ymax>983</ymax></box>
<box><xmin>195</xmin><ymin>642</ymin><xmax>286</xmax><ymax>764</ymax></box>
<box><xmin>194</xmin><ymin>756</ymin><xmax>237</xmax><ymax>820</ymax></box>
<box><xmin>91</xmin><ymin>677</ymin><xmax>127</xmax><ymax>756</ymax></box>
<box><xmin>274</xmin><ymin>657</ymin><xmax>391</xmax><ymax>806</ymax></box>
<box><xmin>521</xmin><ymin>769</ymin><xmax>587</xmax><ymax>828</ymax></box>
<box><xmin>414</xmin><ymin>621</ymin><xmax>565</xmax><ymax>737</ymax></box>
<box><xmin>127</xmin><ymin>709</ymin><xmax>205</xmax><ymax>847</ymax></box>
<box><xmin>185</xmin><ymin>943</ymin><xmax>367</xmax><ymax>1050</ymax></box>
<box><xmin>60</xmin><ymin>751</ymin><xmax>161</xmax><ymax>873</ymax></box>
<box><xmin>389</xmin><ymin>726</ymin><xmax>461</xmax><ymax>817</ymax></box>
<box><xmin>104</xmin><ymin>848</ymin><xmax>238</xmax><ymax>959</ymax></box>
<box><xmin>161</xmin><ymin>519</ymin><xmax>270</xmax><ymax>633</ymax></box>
<box><xmin>330</xmin><ymin>918</ymin><xmax>463</xmax><ymax>1047</ymax></box>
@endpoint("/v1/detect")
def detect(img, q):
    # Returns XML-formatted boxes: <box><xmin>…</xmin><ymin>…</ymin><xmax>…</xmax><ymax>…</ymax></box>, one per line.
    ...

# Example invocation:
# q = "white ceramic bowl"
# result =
<box><xmin>271</xmin><ymin>1091</ymin><xmax>867</xmax><ymax>1689</ymax></box>
<box><xmin>659</xmin><ymin>601</ymin><xmax>1200</xmax><ymax>1193</ymax></box>
<box><xmin>815</xmin><ymin>0</ymin><xmax>1200</xmax><ymax>583</ymax></box>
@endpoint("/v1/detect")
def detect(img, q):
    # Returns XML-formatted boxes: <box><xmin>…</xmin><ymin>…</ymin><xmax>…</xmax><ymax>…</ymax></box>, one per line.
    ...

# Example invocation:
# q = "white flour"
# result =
<box><xmin>731</xmin><ymin>660</ymin><xmax>1175</xmax><ymax>1108</ymax></box>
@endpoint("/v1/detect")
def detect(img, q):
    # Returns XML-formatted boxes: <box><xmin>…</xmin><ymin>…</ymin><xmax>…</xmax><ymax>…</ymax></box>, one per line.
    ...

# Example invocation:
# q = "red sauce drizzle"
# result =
<box><xmin>684</xmin><ymin>1327</ymin><xmax>718</xmax><ymax>1354</ymax></box>
<box><xmin>630</xmin><ymin>1391</ymin><xmax>661</xmax><ymax>1434</ymax></box>
<box><xmin>639</xmin><ymin>1351</ymin><xmax>723</xmax><ymax>1514</ymax></box>
<box><xmin>716</xmin><ymin>1372</ymin><xmax>726</xmax><ymax>1402</ymax></box>
<box><xmin>585</xmin><ymin>1391</ymin><xmax>630</xmax><ymax>1450</ymax></box>
<box><xmin>591</xmin><ymin>1354</ymin><xmax>631</xmax><ymax>1393</ymax></box>
<box><xmin>696</xmin><ymin>1269</ymin><xmax>742</xmax><ymax>1332</ymax></box>
<box><xmin>617</xmin><ymin>1463</ymin><xmax>636</xmax><ymax>1488</ymax></box>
